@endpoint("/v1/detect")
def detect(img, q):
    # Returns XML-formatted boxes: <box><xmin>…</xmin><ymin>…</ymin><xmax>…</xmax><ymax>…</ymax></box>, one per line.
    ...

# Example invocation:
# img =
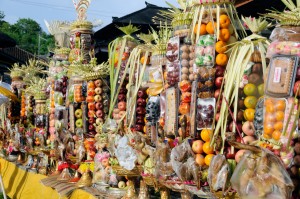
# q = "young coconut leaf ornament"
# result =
<box><xmin>212</xmin><ymin>17</ymin><xmax>271</xmax><ymax>153</ymax></box>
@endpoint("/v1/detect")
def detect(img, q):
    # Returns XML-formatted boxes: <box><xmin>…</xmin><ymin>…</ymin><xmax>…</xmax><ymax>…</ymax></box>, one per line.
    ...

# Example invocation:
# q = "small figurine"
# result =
<box><xmin>122</xmin><ymin>180</ymin><xmax>137</xmax><ymax>199</ymax></box>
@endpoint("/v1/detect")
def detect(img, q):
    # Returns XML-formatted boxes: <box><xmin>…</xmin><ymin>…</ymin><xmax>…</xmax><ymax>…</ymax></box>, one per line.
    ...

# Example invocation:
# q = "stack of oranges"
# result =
<box><xmin>263</xmin><ymin>98</ymin><xmax>286</xmax><ymax>141</ymax></box>
<box><xmin>193</xmin><ymin>14</ymin><xmax>232</xmax><ymax>67</ymax></box>
<box><xmin>192</xmin><ymin>129</ymin><xmax>215</xmax><ymax>166</ymax></box>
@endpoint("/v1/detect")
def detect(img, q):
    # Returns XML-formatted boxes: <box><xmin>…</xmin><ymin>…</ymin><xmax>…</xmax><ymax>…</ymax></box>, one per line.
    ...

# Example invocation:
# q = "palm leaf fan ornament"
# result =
<box><xmin>211</xmin><ymin>17</ymin><xmax>270</xmax><ymax>153</ymax></box>
<box><xmin>265</xmin><ymin>0</ymin><xmax>300</xmax><ymax>26</ymax></box>
<box><xmin>44</xmin><ymin>20</ymin><xmax>70</xmax><ymax>48</ymax></box>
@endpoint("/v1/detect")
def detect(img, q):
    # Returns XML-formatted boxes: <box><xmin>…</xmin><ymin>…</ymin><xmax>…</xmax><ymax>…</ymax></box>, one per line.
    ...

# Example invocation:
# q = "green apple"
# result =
<box><xmin>75</xmin><ymin>119</ymin><xmax>83</xmax><ymax>128</ymax></box>
<box><xmin>75</xmin><ymin>109</ymin><xmax>83</xmax><ymax>119</ymax></box>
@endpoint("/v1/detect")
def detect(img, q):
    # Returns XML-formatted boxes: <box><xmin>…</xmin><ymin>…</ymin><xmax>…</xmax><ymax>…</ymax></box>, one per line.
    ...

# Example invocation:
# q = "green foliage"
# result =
<box><xmin>0</xmin><ymin>11</ymin><xmax>54</xmax><ymax>55</ymax></box>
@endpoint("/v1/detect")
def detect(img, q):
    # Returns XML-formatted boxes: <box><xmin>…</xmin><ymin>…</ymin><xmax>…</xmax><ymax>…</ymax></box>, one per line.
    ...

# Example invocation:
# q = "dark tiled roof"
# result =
<box><xmin>0</xmin><ymin>32</ymin><xmax>16</xmax><ymax>48</ymax></box>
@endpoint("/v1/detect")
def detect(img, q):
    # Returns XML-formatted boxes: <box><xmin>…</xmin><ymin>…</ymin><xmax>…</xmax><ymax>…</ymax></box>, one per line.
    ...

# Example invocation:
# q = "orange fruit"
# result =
<box><xmin>275</xmin><ymin>100</ymin><xmax>286</xmax><ymax>111</ymax></box>
<box><xmin>195</xmin><ymin>154</ymin><xmax>205</xmax><ymax>166</ymax></box>
<box><xmin>263</xmin><ymin>133</ymin><xmax>271</xmax><ymax>139</ymax></box>
<box><xmin>219</xmin><ymin>28</ymin><xmax>230</xmax><ymax>42</ymax></box>
<box><xmin>243</xmin><ymin>83</ymin><xmax>257</xmax><ymax>96</ymax></box>
<box><xmin>203</xmin><ymin>142</ymin><xmax>214</xmax><ymax>154</ymax></box>
<box><xmin>215</xmin><ymin>41</ymin><xmax>227</xmax><ymax>54</ymax></box>
<box><xmin>275</xmin><ymin>111</ymin><xmax>285</xmax><ymax>121</ymax></box>
<box><xmin>274</xmin><ymin>121</ymin><xmax>283</xmax><ymax>131</ymax></box>
<box><xmin>265</xmin><ymin>113</ymin><xmax>276</xmax><ymax>123</ymax></box>
<box><xmin>216</xmin><ymin>53</ymin><xmax>228</xmax><ymax>66</ymax></box>
<box><xmin>264</xmin><ymin>98</ymin><xmax>274</xmax><ymax>106</ymax></box>
<box><xmin>206</xmin><ymin>21</ymin><xmax>215</xmax><ymax>34</ymax></box>
<box><xmin>194</xmin><ymin>23</ymin><xmax>207</xmax><ymax>35</ymax></box>
<box><xmin>201</xmin><ymin>129</ymin><xmax>213</xmax><ymax>142</ymax></box>
<box><xmin>264</xmin><ymin>123</ymin><xmax>274</xmax><ymax>135</ymax></box>
<box><xmin>244</xmin><ymin>108</ymin><xmax>255</xmax><ymax>122</ymax></box>
<box><xmin>265</xmin><ymin>104</ymin><xmax>275</xmax><ymax>113</ymax></box>
<box><xmin>272</xmin><ymin>130</ymin><xmax>281</xmax><ymax>141</ymax></box>
<box><xmin>220</xmin><ymin>14</ymin><xmax>230</xmax><ymax>28</ymax></box>
<box><xmin>244</xmin><ymin>96</ymin><xmax>258</xmax><ymax>109</ymax></box>
<box><xmin>204</xmin><ymin>154</ymin><xmax>215</xmax><ymax>166</ymax></box>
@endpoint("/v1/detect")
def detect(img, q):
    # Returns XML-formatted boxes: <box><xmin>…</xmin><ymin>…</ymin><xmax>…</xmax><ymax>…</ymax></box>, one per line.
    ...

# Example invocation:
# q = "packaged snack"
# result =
<box><xmin>230</xmin><ymin>149</ymin><xmax>294</xmax><ymax>199</ymax></box>
<box><xmin>197</xmin><ymin>98</ymin><xmax>215</xmax><ymax>130</ymax></box>
<box><xmin>166</xmin><ymin>36</ymin><xmax>180</xmax><ymax>62</ymax></box>
<box><xmin>165</xmin><ymin>87</ymin><xmax>179</xmax><ymax>136</ymax></box>
<box><xmin>267</xmin><ymin>41</ymin><xmax>300</xmax><ymax>58</ymax></box>
<box><xmin>166</xmin><ymin>60</ymin><xmax>180</xmax><ymax>87</ymax></box>
<box><xmin>265</xmin><ymin>55</ymin><xmax>298</xmax><ymax>98</ymax></box>
<box><xmin>195</xmin><ymin>35</ymin><xmax>216</xmax><ymax>67</ymax></box>
<box><xmin>262</xmin><ymin>97</ymin><xmax>287</xmax><ymax>143</ymax></box>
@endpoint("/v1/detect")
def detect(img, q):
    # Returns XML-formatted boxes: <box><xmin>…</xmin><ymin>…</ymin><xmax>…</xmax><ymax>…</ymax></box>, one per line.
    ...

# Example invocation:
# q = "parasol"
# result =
<box><xmin>0</xmin><ymin>82</ymin><xmax>18</xmax><ymax>102</ymax></box>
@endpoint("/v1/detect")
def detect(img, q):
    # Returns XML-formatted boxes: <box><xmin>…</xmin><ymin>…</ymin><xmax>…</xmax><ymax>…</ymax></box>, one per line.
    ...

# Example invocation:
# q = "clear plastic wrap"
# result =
<box><xmin>269</xmin><ymin>27</ymin><xmax>300</xmax><ymax>42</ymax></box>
<box><xmin>207</xmin><ymin>154</ymin><xmax>230</xmax><ymax>193</ymax></box>
<box><xmin>197</xmin><ymin>98</ymin><xmax>215</xmax><ymax>130</ymax></box>
<box><xmin>230</xmin><ymin>149</ymin><xmax>294</xmax><ymax>199</ymax></box>
<box><xmin>267</xmin><ymin>41</ymin><xmax>300</xmax><ymax>58</ymax></box>
<box><xmin>195</xmin><ymin>35</ymin><xmax>216</xmax><ymax>67</ymax></box>
<box><xmin>170</xmin><ymin>140</ymin><xmax>198</xmax><ymax>184</ymax></box>
<box><xmin>166</xmin><ymin>36</ymin><xmax>180</xmax><ymax>62</ymax></box>
<box><xmin>166</xmin><ymin>60</ymin><xmax>181</xmax><ymax>87</ymax></box>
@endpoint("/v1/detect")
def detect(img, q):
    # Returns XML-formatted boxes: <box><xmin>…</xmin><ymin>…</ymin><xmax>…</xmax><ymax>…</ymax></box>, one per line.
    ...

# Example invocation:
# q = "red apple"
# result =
<box><xmin>225</xmin><ymin>146</ymin><xmax>236</xmax><ymax>159</ymax></box>
<box><xmin>94</xmin><ymin>79</ymin><xmax>102</xmax><ymax>87</ymax></box>
<box><xmin>237</xmin><ymin>110</ymin><xmax>244</xmax><ymax>122</ymax></box>
<box><xmin>137</xmin><ymin>90</ymin><xmax>146</xmax><ymax>98</ymax></box>
<box><xmin>296</xmin><ymin>67</ymin><xmax>300</xmax><ymax>80</ymax></box>
<box><xmin>215</xmin><ymin>65</ymin><xmax>225</xmax><ymax>77</ymax></box>
<box><xmin>119</xmin><ymin>87</ymin><xmax>127</xmax><ymax>94</ymax></box>
<box><xmin>235</xmin><ymin>135</ymin><xmax>242</xmax><ymax>143</ymax></box>
<box><xmin>243</xmin><ymin>135</ymin><xmax>255</xmax><ymax>144</ymax></box>
<box><xmin>215</xmin><ymin>77</ymin><xmax>223</xmax><ymax>89</ymax></box>
<box><xmin>89</xmin><ymin>124</ymin><xmax>95</xmax><ymax>131</ymax></box>
<box><xmin>118</xmin><ymin>101</ymin><xmax>126</xmax><ymax>111</ymax></box>
<box><xmin>137</xmin><ymin>98</ymin><xmax>146</xmax><ymax>106</ymax></box>
<box><xmin>215</xmin><ymin>112</ymin><xmax>220</xmax><ymax>122</ymax></box>
<box><xmin>293</xmin><ymin>80</ymin><xmax>300</xmax><ymax>96</ymax></box>
<box><xmin>235</xmin><ymin>149</ymin><xmax>247</xmax><ymax>163</ymax></box>
<box><xmin>88</xmin><ymin>117</ymin><xmax>95</xmax><ymax>124</ymax></box>
<box><xmin>88</xmin><ymin>102</ymin><xmax>96</xmax><ymax>110</ymax></box>
<box><xmin>95</xmin><ymin>102</ymin><xmax>103</xmax><ymax>110</ymax></box>
<box><xmin>242</xmin><ymin>121</ymin><xmax>255</xmax><ymax>136</ymax></box>
<box><xmin>96</xmin><ymin>110</ymin><xmax>104</xmax><ymax>118</ymax></box>
<box><xmin>192</xmin><ymin>140</ymin><xmax>204</xmax><ymax>154</ymax></box>
<box><xmin>136</xmin><ymin>106</ymin><xmax>146</xmax><ymax>115</ymax></box>
<box><xmin>118</xmin><ymin>94</ymin><xmax>126</xmax><ymax>101</ymax></box>
<box><xmin>214</xmin><ymin>89</ymin><xmax>222</xmax><ymax>99</ymax></box>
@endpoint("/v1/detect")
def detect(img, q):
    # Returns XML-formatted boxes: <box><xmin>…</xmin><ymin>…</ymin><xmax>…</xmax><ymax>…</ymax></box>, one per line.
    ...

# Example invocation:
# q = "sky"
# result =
<box><xmin>0</xmin><ymin>0</ymin><xmax>178</xmax><ymax>33</ymax></box>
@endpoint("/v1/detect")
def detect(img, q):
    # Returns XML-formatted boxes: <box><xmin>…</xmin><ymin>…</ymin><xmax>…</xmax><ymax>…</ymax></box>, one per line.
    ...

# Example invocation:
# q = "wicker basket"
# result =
<box><xmin>111</xmin><ymin>165</ymin><xmax>142</xmax><ymax>177</ymax></box>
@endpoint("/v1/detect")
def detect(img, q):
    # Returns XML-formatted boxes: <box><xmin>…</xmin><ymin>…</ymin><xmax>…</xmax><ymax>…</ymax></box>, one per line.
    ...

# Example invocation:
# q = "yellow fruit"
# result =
<box><xmin>201</xmin><ymin>129</ymin><xmax>213</xmax><ymax>142</ymax></box>
<box><xmin>244</xmin><ymin>108</ymin><xmax>255</xmax><ymax>122</ymax></box>
<box><xmin>203</xmin><ymin>142</ymin><xmax>214</xmax><ymax>154</ymax></box>
<box><xmin>204</xmin><ymin>154</ymin><xmax>215</xmax><ymax>166</ymax></box>
<box><xmin>244</xmin><ymin>96</ymin><xmax>258</xmax><ymax>109</ymax></box>
<box><xmin>243</xmin><ymin>83</ymin><xmax>257</xmax><ymax>96</ymax></box>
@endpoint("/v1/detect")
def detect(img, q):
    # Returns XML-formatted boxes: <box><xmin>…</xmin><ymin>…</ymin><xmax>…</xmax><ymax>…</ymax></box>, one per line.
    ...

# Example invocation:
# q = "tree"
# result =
<box><xmin>0</xmin><ymin>13</ymin><xmax>54</xmax><ymax>55</ymax></box>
